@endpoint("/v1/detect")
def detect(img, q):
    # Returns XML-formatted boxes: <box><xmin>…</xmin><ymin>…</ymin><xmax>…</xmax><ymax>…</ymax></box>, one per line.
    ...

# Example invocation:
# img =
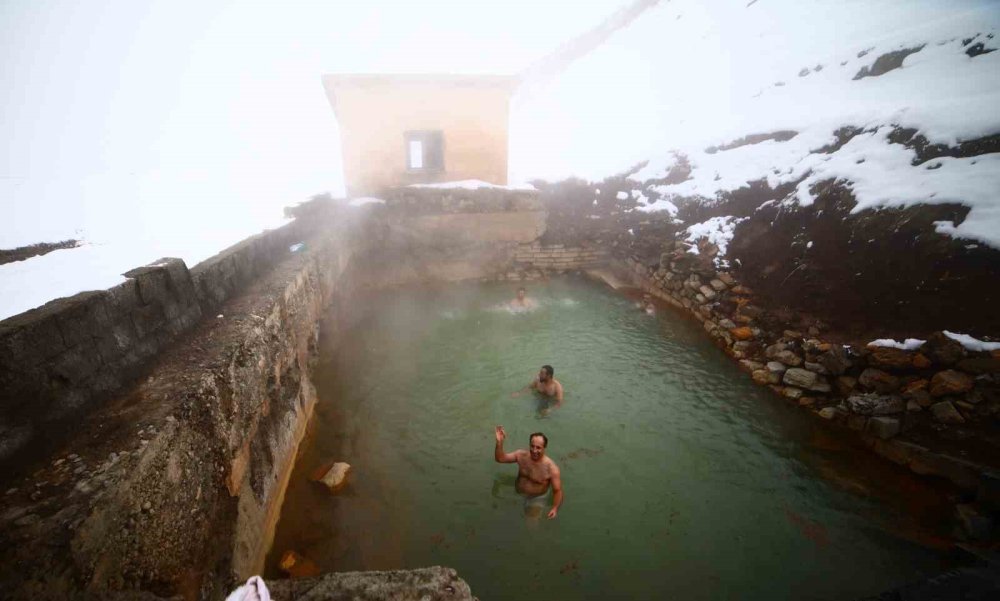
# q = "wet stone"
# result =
<box><xmin>930</xmin><ymin>370</ymin><xmax>974</xmax><ymax>397</ymax></box>
<box><xmin>867</xmin><ymin>417</ymin><xmax>901</xmax><ymax>439</ymax></box>
<box><xmin>929</xmin><ymin>401</ymin><xmax>965</xmax><ymax>424</ymax></box>
<box><xmin>859</xmin><ymin>368</ymin><xmax>900</xmax><ymax>393</ymax></box>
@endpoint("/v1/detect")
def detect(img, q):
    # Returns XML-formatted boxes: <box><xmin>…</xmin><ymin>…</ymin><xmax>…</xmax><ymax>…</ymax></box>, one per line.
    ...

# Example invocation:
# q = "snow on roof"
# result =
<box><xmin>406</xmin><ymin>180</ymin><xmax>537</xmax><ymax>191</ymax></box>
<box><xmin>348</xmin><ymin>197</ymin><xmax>386</xmax><ymax>207</ymax></box>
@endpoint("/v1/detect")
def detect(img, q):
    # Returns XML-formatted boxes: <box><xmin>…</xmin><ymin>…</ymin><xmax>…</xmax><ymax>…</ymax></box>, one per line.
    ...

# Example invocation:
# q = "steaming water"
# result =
<box><xmin>266</xmin><ymin>277</ymin><xmax>954</xmax><ymax>599</ymax></box>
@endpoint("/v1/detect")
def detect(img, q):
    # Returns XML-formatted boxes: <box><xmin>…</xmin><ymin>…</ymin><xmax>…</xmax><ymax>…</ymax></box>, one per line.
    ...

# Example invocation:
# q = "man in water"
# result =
<box><xmin>640</xmin><ymin>293</ymin><xmax>655</xmax><ymax>315</ymax></box>
<box><xmin>494</xmin><ymin>426</ymin><xmax>563</xmax><ymax>519</ymax></box>
<box><xmin>510</xmin><ymin>286</ymin><xmax>537</xmax><ymax>309</ymax></box>
<box><xmin>511</xmin><ymin>365</ymin><xmax>564</xmax><ymax>405</ymax></box>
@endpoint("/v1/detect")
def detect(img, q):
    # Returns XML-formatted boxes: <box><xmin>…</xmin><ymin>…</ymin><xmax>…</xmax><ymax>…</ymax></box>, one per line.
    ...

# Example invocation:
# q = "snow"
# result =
<box><xmin>944</xmin><ymin>330</ymin><xmax>1000</xmax><ymax>352</ymax></box>
<box><xmin>683</xmin><ymin>215</ymin><xmax>747</xmax><ymax>267</ymax></box>
<box><xmin>348</xmin><ymin>197</ymin><xmax>385</xmax><ymax>206</ymax></box>
<box><xmin>616</xmin><ymin>190</ymin><xmax>630</xmax><ymax>200</ymax></box>
<box><xmin>407</xmin><ymin>180</ymin><xmax>536</xmax><ymax>191</ymax></box>
<box><xmin>868</xmin><ymin>338</ymin><xmax>926</xmax><ymax>350</ymax></box>
<box><xmin>512</xmin><ymin>0</ymin><xmax>1000</xmax><ymax>247</ymax></box>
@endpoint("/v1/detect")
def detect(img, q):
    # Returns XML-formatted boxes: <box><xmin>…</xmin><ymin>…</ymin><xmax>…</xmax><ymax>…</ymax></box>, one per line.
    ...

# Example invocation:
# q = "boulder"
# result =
<box><xmin>766</xmin><ymin>361</ymin><xmax>787</xmax><ymax>374</ymax></box>
<box><xmin>858</xmin><ymin>368</ymin><xmax>900</xmax><ymax>393</ymax></box>
<box><xmin>900</xmin><ymin>379</ymin><xmax>928</xmax><ymax>396</ymax></box>
<box><xmin>783</xmin><ymin>368</ymin><xmax>831</xmax><ymax>392</ymax></box>
<box><xmin>924</xmin><ymin>331</ymin><xmax>967</xmax><ymax>365</ymax></box>
<box><xmin>739</xmin><ymin>360</ymin><xmax>765</xmax><ymax>372</ymax></box>
<box><xmin>906</xmin><ymin>399</ymin><xmax>922</xmax><ymax>412</ymax></box>
<box><xmin>867</xmin><ymin>346</ymin><xmax>914</xmax><ymax>369</ymax></box>
<box><xmin>929</xmin><ymin>370</ymin><xmax>973</xmax><ymax>397</ymax></box>
<box><xmin>803</xmin><ymin>361</ymin><xmax>830</xmax><ymax>375</ymax></box>
<box><xmin>817</xmin><ymin>346</ymin><xmax>852</xmax><ymax>375</ymax></box>
<box><xmin>710</xmin><ymin>279</ymin><xmax>728</xmax><ymax>292</ymax></box>
<box><xmin>957</xmin><ymin>356</ymin><xmax>1000</xmax><ymax>374</ymax></box>
<box><xmin>929</xmin><ymin>401</ymin><xmax>965</xmax><ymax>424</ymax></box>
<box><xmin>752</xmin><ymin>370</ymin><xmax>780</xmax><ymax>385</ymax></box>
<box><xmin>846</xmin><ymin>393</ymin><xmax>904</xmax><ymax>416</ymax></box>
<box><xmin>698</xmin><ymin>285</ymin><xmax>717</xmax><ymax>301</ymax></box>
<box><xmin>835</xmin><ymin>376</ymin><xmax>858</xmax><ymax>395</ymax></box>
<box><xmin>782</xmin><ymin>387</ymin><xmax>804</xmax><ymax>400</ymax></box>
<box><xmin>311</xmin><ymin>461</ymin><xmax>352</xmax><ymax>492</ymax></box>
<box><xmin>867</xmin><ymin>417</ymin><xmax>901</xmax><ymax>439</ymax></box>
<box><xmin>912</xmin><ymin>353</ymin><xmax>932</xmax><ymax>369</ymax></box>
<box><xmin>818</xmin><ymin>407</ymin><xmax>839</xmax><ymax>420</ymax></box>
<box><xmin>910</xmin><ymin>389</ymin><xmax>933</xmax><ymax>408</ymax></box>
<box><xmin>718</xmin><ymin>272</ymin><xmax>735</xmax><ymax>285</ymax></box>
<box><xmin>718</xmin><ymin>318</ymin><xmax>737</xmax><ymax>330</ymax></box>
<box><xmin>730</xmin><ymin>326</ymin><xmax>753</xmax><ymax>341</ymax></box>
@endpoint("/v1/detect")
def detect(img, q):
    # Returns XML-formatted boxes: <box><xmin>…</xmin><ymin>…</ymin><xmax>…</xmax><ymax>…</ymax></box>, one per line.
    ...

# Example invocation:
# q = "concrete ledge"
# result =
<box><xmin>266</xmin><ymin>567</ymin><xmax>475</xmax><ymax>601</ymax></box>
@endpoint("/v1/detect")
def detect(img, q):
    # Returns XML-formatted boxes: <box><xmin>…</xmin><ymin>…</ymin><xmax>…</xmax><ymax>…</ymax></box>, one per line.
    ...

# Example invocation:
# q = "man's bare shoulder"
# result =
<box><xmin>545</xmin><ymin>456</ymin><xmax>561</xmax><ymax>472</ymax></box>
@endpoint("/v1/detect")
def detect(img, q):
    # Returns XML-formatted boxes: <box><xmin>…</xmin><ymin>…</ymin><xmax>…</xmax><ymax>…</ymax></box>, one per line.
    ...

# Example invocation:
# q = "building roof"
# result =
<box><xmin>321</xmin><ymin>73</ymin><xmax>521</xmax><ymax>118</ymax></box>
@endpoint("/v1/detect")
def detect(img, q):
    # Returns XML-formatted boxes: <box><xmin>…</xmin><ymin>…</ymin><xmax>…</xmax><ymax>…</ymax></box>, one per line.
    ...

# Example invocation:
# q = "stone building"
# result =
<box><xmin>321</xmin><ymin>74</ymin><xmax>518</xmax><ymax>197</ymax></box>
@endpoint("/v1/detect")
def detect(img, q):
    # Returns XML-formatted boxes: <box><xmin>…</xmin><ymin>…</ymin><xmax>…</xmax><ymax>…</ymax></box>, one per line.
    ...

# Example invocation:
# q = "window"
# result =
<box><xmin>405</xmin><ymin>131</ymin><xmax>443</xmax><ymax>172</ymax></box>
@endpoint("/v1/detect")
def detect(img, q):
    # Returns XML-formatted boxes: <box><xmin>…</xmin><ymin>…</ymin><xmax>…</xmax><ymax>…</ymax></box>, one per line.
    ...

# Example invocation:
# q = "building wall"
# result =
<box><xmin>323</xmin><ymin>75</ymin><xmax>515</xmax><ymax>196</ymax></box>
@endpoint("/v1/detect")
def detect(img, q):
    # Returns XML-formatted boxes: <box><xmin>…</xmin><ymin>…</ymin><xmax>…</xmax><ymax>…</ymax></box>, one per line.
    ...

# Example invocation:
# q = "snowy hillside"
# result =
<box><xmin>512</xmin><ymin>0</ymin><xmax>1000</xmax><ymax>248</ymax></box>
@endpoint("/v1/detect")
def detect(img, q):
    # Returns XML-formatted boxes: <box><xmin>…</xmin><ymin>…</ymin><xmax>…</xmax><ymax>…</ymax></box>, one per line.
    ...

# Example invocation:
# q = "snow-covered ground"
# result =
<box><xmin>512</xmin><ymin>0</ymin><xmax>1000</xmax><ymax>249</ymax></box>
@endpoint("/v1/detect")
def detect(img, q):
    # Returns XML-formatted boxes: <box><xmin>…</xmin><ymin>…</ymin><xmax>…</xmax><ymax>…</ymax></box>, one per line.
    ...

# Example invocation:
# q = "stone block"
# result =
<box><xmin>709</xmin><ymin>279</ymin><xmax>727</xmax><ymax>291</ymax></box>
<box><xmin>783</xmin><ymin>368</ymin><xmax>831</xmax><ymax>392</ymax></box>
<box><xmin>956</xmin><ymin>356</ymin><xmax>1000</xmax><ymax>375</ymax></box>
<box><xmin>835</xmin><ymin>376</ymin><xmax>857</xmax><ymax>395</ymax></box>
<box><xmin>803</xmin><ymin>361</ymin><xmax>830</xmax><ymax>375</ymax></box>
<box><xmin>782</xmin><ymin>386</ymin><xmax>804</xmax><ymax>400</ymax></box>
<box><xmin>731</xmin><ymin>327</ymin><xmax>753</xmax><ymax>341</ymax></box>
<box><xmin>867</xmin><ymin>346</ymin><xmax>914</xmax><ymax>369</ymax></box>
<box><xmin>858</xmin><ymin>368</ymin><xmax>900</xmax><ymax>393</ymax></box>
<box><xmin>867</xmin><ymin>416</ymin><xmax>901</xmax><ymax>439</ymax></box>
<box><xmin>819</xmin><ymin>346</ymin><xmax>851</xmax><ymax>376</ymax></box>
<box><xmin>130</xmin><ymin>303</ymin><xmax>167</xmax><ymax>339</ymax></box>
<box><xmin>752</xmin><ymin>370</ymin><xmax>780</xmax><ymax>385</ymax></box>
<box><xmin>766</xmin><ymin>361</ymin><xmax>787</xmax><ymax>373</ymax></box>
<box><xmin>930</xmin><ymin>370</ymin><xmax>974</xmax><ymax>397</ymax></box>
<box><xmin>929</xmin><ymin>401</ymin><xmax>965</xmax><ymax>424</ymax></box>
<box><xmin>846</xmin><ymin>393</ymin><xmax>904</xmax><ymax>416</ymax></box>
<box><xmin>739</xmin><ymin>360</ymin><xmax>764</xmax><ymax>372</ymax></box>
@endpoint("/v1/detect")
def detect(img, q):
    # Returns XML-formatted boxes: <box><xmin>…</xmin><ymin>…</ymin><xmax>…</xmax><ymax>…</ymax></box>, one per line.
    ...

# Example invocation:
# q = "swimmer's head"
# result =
<box><xmin>517</xmin><ymin>287</ymin><xmax>526</xmax><ymax>300</ymax></box>
<box><xmin>539</xmin><ymin>365</ymin><xmax>554</xmax><ymax>382</ymax></box>
<box><xmin>529</xmin><ymin>432</ymin><xmax>548</xmax><ymax>460</ymax></box>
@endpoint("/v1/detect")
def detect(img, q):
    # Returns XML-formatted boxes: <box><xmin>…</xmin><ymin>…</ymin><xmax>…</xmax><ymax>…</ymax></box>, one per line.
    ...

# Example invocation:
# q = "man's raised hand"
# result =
<box><xmin>495</xmin><ymin>425</ymin><xmax>506</xmax><ymax>443</ymax></box>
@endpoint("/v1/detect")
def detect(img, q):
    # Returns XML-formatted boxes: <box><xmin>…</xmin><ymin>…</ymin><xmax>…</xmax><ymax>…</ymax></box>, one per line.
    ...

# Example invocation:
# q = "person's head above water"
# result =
<box><xmin>529</xmin><ymin>432</ymin><xmax>548</xmax><ymax>460</ymax></box>
<box><xmin>539</xmin><ymin>365</ymin><xmax>554</xmax><ymax>382</ymax></box>
<box><xmin>516</xmin><ymin>287</ymin><xmax>526</xmax><ymax>301</ymax></box>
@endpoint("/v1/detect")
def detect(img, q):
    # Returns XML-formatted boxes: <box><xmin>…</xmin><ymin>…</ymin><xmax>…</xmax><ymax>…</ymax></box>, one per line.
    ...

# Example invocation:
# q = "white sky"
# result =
<box><xmin>1</xmin><ymin>0</ymin><xmax>631</xmax><ymax>248</ymax></box>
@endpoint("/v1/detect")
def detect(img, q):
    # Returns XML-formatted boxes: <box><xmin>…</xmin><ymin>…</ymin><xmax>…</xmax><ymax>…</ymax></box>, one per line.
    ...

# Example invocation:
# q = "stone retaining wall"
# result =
<box><xmin>0</xmin><ymin>220</ymin><xmax>310</xmax><ymax>467</ymax></box>
<box><xmin>617</xmin><ymin>245</ymin><xmax>1000</xmax><ymax>540</ymax></box>
<box><xmin>0</xmin><ymin>212</ymin><xmax>368</xmax><ymax>600</ymax></box>
<box><xmin>513</xmin><ymin>242</ymin><xmax>608</xmax><ymax>272</ymax></box>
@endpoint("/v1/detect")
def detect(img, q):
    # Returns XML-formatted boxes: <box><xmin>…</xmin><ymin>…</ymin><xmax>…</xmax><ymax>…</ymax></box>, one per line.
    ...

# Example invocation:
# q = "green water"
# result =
<box><xmin>267</xmin><ymin>277</ymin><xmax>954</xmax><ymax>599</ymax></box>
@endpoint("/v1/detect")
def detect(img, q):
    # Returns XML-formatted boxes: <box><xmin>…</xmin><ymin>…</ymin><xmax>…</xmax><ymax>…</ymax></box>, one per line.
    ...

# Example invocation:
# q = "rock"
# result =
<box><xmin>311</xmin><ymin>461</ymin><xmax>352</xmax><ymax>492</ymax></box>
<box><xmin>929</xmin><ymin>370</ymin><xmax>973</xmax><ymax>397</ymax></box>
<box><xmin>835</xmin><ymin>376</ymin><xmax>857</xmax><ymax>395</ymax></box>
<box><xmin>957</xmin><ymin>356</ymin><xmax>1000</xmax><ymax>374</ymax></box>
<box><xmin>910</xmin><ymin>389</ymin><xmax>933</xmax><ymax>408</ymax></box>
<box><xmin>818</xmin><ymin>346</ymin><xmax>852</xmax><ymax>375</ymax></box>
<box><xmin>698</xmin><ymin>285</ymin><xmax>717</xmax><ymax>301</ymax></box>
<box><xmin>266</xmin><ymin>567</ymin><xmax>475</xmax><ymax>601</ymax></box>
<box><xmin>730</xmin><ymin>326</ymin><xmax>754</xmax><ymax>341</ymax></box>
<box><xmin>710</xmin><ymin>279</ymin><xmax>727</xmax><ymax>292</ymax></box>
<box><xmin>906</xmin><ymin>399</ymin><xmax>922</xmax><ymax>412</ymax></box>
<box><xmin>803</xmin><ymin>361</ymin><xmax>830</xmax><ymax>375</ymax></box>
<box><xmin>900</xmin><ymin>379</ymin><xmax>929</xmax><ymax>396</ymax></box>
<box><xmin>718</xmin><ymin>272</ymin><xmax>735</xmax><ymax>285</ymax></box>
<box><xmin>798</xmin><ymin>397</ymin><xmax>815</xmax><ymax>407</ymax></box>
<box><xmin>807</xmin><ymin>326</ymin><xmax>820</xmax><ymax>337</ymax></box>
<box><xmin>782</xmin><ymin>387</ymin><xmax>804</xmax><ymax>400</ymax></box>
<box><xmin>783</xmin><ymin>330</ymin><xmax>803</xmax><ymax>340</ymax></box>
<box><xmin>867</xmin><ymin>346</ymin><xmax>914</xmax><ymax>369</ymax></box>
<box><xmin>752</xmin><ymin>370</ymin><xmax>780</xmax><ymax>385</ymax></box>
<box><xmin>846</xmin><ymin>415</ymin><xmax>868</xmax><ymax>431</ymax></box>
<box><xmin>279</xmin><ymin>550</ymin><xmax>321</xmax><ymax>578</ymax></box>
<box><xmin>718</xmin><ymin>318</ymin><xmax>737</xmax><ymax>330</ymax></box>
<box><xmin>867</xmin><ymin>417</ymin><xmax>901</xmax><ymax>439</ymax></box>
<box><xmin>783</xmin><ymin>368</ymin><xmax>831</xmax><ymax>392</ymax></box>
<box><xmin>818</xmin><ymin>407</ymin><xmax>839</xmax><ymax>420</ymax></box>
<box><xmin>739</xmin><ymin>360</ymin><xmax>765</xmax><ymax>372</ymax></box>
<box><xmin>695</xmin><ymin>294</ymin><xmax>706</xmax><ymax>304</ymax></box>
<box><xmin>858</xmin><ymin>368</ymin><xmax>900</xmax><ymax>393</ymax></box>
<box><xmin>846</xmin><ymin>393</ymin><xmax>904</xmax><ymax>416</ymax></box>
<box><xmin>912</xmin><ymin>353</ymin><xmax>932</xmax><ymax>369</ymax></box>
<box><xmin>766</xmin><ymin>361</ymin><xmax>787</xmax><ymax>374</ymax></box>
<box><xmin>954</xmin><ymin>504</ymin><xmax>994</xmax><ymax>541</ymax></box>
<box><xmin>924</xmin><ymin>331</ymin><xmax>966</xmax><ymax>365</ymax></box>
<box><xmin>929</xmin><ymin>401</ymin><xmax>965</xmax><ymax>424</ymax></box>
<box><xmin>731</xmin><ymin>285</ymin><xmax>753</xmax><ymax>296</ymax></box>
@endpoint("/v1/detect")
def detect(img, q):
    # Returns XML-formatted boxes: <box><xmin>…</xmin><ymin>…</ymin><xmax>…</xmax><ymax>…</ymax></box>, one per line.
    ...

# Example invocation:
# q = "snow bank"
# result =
<box><xmin>944</xmin><ymin>330</ymin><xmax>1000</xmax><ymax>352</ymax></box>
<box><xmin>683</xmin><ymin>215</ymin><xmax>747</xmax><ymax>268</ymax></box>
<box><xmin>513</xmin><ymin>0</ymin><xmax>1000</xmax><ymax>247</ymax></box>
<box><xmin>868</xmin><ymin>338</ymin><xmax>927</xmax><ymax>350</ymax></box>
<box><xmin>348</xmin><ymin>197</ymin><xmax>385</xmax><ymax>206</ymax></box>
<box><xmin>407</xmin><ymin>180</ymin><xmax>536</xmax><ymax>191</ymax></box>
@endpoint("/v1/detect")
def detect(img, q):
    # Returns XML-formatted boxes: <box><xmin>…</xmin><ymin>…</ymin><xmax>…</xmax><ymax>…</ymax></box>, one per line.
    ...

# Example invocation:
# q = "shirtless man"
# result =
<box><xmin>510</xmin><ymin>287</ymin><xmax>537</xmax><ymax>309</ymax></box>
<box><xmin>511</xmin><ymin>364</ymin><xmax>564</xmax><ymax>402</ymax></box>
<box><xmin>494</xmin><ymin>426</ymin><xmax>563</xmax><ymax>519</ymax></box>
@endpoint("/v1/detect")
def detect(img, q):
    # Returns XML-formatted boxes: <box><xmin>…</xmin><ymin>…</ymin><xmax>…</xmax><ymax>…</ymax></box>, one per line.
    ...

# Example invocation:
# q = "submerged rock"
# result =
<box><xmin>311</xmin><ymin>461</ymin><xmax>352</xmax><ymax>492</ymax></box>
<box><xmin>867</xmin><ymin>417</ymin><xmax>901</xmax><ymax>439</ymax></box>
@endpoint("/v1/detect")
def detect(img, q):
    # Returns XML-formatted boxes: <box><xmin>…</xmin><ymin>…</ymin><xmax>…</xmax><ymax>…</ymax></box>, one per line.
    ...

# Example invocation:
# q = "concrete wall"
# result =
<box><xmin>0</xmin><ymin>220</ymin><xmax>310</xmax><ymax>466</ymax></box>
<box><xmin>513</xmin><ymin>242</ymin><xmax>609</xmax><ymax>271</ymax></box>
<box><xmin>322</xmin><ymin>75</ymin><xmax>516</xmax><ymax>196</ymax></box>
